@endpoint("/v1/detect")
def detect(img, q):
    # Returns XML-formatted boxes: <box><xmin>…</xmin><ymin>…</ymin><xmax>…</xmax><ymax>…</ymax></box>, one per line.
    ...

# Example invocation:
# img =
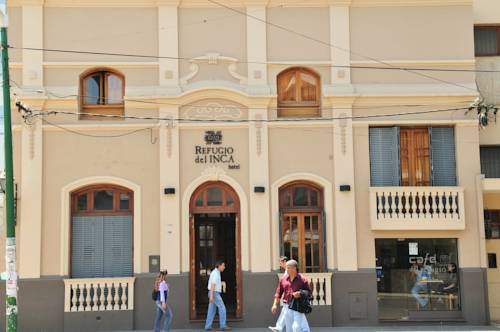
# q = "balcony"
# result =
<box><xmin>64</xmin><ymin>277</ymin><xmax>135</xmax><ymax>312</ymax></box>
<box><xmin>369</xmin><ymin>187</ymin><xmax>465</xmax><ymax>230</ymax></box>
<box><xmin>278</xmin><ymin>272</ymin><xmax>332</xmax><ymax>305</ymax></box>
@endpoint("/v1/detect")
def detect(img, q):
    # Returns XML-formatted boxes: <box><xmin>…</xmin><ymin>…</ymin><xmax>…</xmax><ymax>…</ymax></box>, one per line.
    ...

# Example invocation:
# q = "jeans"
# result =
<box><xmin>411</xmin><ymin>282</ymin><xmax>429</xmax><ymax>307</ymax></box>
<box><xmin>283</xmin><ymin>306</ymin><xmax>310</xmax><ymax>332</ymax></box>
<box><xmin>205</xmin><ymin>291</ymin><xmax>227</xmax><ymax>330</ymax></box>
<box><xmin>276</xmin><ymin>305</ymin><xmax>309</xmax><ymax>332</ymax></box>
<box><xmin>153</xmin><ymin>301</ymin><xmax>172</xmax><ymax>332</ymax></box>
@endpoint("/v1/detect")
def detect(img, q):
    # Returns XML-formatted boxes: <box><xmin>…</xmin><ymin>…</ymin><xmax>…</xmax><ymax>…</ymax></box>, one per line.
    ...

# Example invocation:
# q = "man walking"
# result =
<box><xmin>205</xmin><ymin>260</ymin><xmax>232</xmax><ymax>331</ymax></box>
<box><xmin>271</xmin><ymin>260</ymin><xmax>311</xmax><ymax>332</ymax></box>
<box><xmin>269</xmin><ymin>256</ymin><xmax>288</xmax><ymax>332</ymax></box>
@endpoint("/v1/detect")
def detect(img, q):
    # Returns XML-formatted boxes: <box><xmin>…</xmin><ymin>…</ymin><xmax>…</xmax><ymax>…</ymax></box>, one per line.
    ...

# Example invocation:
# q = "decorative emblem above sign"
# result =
<box><xmin>204</xmin><ymin>131</ymin><xmax>223</xmax><ymax>145</ymax></box>
<box><xmin>195</xmin><ymin>131</ymin><xmax>240</xmax><ymax>170</ymax></box>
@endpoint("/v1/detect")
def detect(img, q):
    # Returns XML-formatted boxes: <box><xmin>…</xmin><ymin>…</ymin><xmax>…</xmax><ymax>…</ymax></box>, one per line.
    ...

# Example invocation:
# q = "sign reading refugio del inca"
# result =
<box><xmin>195</xmin><ymin>131</ymin><xmax>240</xmax><ymax>169</ymax></box>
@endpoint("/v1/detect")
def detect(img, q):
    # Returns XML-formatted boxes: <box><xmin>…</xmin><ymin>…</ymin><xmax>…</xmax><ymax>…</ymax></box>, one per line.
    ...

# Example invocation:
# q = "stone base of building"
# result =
<box><xmin>0</xmin><ymin>269</ymin><xmax>490</xmax><ymax>331</ymax></box>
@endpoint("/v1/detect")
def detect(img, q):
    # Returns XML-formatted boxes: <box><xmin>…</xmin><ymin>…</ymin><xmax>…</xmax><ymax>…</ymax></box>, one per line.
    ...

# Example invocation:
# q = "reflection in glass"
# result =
<box><xmin>85</xmin><ymin>74</ymin><xmax>101</xmax><ymax>104</ymax></box>
<box><xmin>94</xmin><ymin>190</ymin><xmax>113</xmax><ymax>210</ymax></box>
<box><xmin>77</xmin><ymin>194</ymin><xmax>88</xmax><ymax>211</ymax></box>
<box><xmin>293</xmin><ymin>187</ymin><xmax>308</xmax><ymax>206</ymax></box>
<box><xmin>107</xmin><ymin>74</ymin><xmax>123</xmax><ymax>104</ymax></box>
<box><xmin>375</xmin><ymin>238</ymin><xmax>460</xmax><ymax>320</ymax></box>
<box><xmin>207</xmin><ymin>188</ymin><xmax>223</xmax><ymax>206</ymax></box>
<box><xmin>119</xmin><ymin>193</ymin><xmax>130</xmax><ymax>210</ymax></box>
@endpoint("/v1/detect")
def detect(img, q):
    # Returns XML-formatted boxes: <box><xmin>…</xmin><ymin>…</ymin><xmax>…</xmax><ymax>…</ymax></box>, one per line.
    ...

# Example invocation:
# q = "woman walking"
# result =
<box><xmin>153</xmin><ymin>270</ymin><xmax>173</xmax><ymax>332</ymax></box>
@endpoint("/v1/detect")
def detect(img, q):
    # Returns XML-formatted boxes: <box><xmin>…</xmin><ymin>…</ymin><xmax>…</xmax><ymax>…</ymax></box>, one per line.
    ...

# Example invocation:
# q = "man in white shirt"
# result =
<box><xmin>205</xmin><ymin>260</ymin><xmax>232</xmax><ymax>331</ymax></box>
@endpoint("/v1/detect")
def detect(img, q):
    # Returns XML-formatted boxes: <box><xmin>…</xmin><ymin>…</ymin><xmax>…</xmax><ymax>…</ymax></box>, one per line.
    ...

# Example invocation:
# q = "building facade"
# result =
<box><xmin>1</xmin><ymin>0</ymin><xmax>493</xmax><ymax>330</ymax></box>
<box><xmin>474</xmin><ymin>0</ymin><xmax>500</xmax><ymax>322</ymax></box>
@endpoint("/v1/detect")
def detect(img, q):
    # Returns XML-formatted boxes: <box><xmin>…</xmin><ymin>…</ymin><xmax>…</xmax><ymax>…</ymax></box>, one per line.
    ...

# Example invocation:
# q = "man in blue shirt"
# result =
<box><xmin>205</xmin><ymin>260</ymin><xmax>232</xmax><ymax>331</ymax></box>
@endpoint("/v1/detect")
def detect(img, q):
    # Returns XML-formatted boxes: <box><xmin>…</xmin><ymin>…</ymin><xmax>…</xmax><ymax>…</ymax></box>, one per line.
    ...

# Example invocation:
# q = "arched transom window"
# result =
<box><xmin>80</xmin><ymin>68</ymin><xmax>125</xmax><ymax>119</ymax></box>
<box><xmin>277</xmin><ymin>67</ymin><xmax>320</xmax><ymax>118</ymax></box>
<box><xmin>279</xmin><ymin>181</ymin><xmax>325</xmax><ymax>272</ymax></box>
<box><xmin>71</xmin><ymin>185</ymin><xmax>133</xmax><ymax>278</ymax></box>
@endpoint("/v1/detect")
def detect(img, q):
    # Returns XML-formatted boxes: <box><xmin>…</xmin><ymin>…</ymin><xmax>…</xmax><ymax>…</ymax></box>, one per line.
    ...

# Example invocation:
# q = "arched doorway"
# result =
<box><xmin>189</xmin><ymin>181</ymin><xmax>242</xmax><ymax>320</ymax></box>
<box><xmin>70</xmin><ymin>184</ymin><xmax>133</xmax><ymax>278</ymax></box>
<box><xmin>279</xmin><ymin>181</ymin><xmax>326</xmax><ymax>273</ymax></box>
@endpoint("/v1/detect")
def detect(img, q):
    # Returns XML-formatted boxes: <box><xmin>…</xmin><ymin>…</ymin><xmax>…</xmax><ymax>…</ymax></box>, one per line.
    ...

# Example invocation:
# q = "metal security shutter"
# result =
<box><xmin>430</xmin><ymin>127</ymin><xmax>457</xmax><ymax>186</ymax></box>
<box><xmin>103</xmin><ymin>215</ymin><xmax>133</xmax><ymax>277</ymax></box>
<box><xmin>71</xmin><ymin>216</ymin><xmax>104</xmax><ymax>278</ymax></box>
<box><xmin>480</xmin><ymin>146</ymin><xmax>500</xmax><ymax>178</ymax></box>
<box><xmin>369</xmin><ymin>127</ymin><xmax>400</xmax><ymax>186</ymax></box>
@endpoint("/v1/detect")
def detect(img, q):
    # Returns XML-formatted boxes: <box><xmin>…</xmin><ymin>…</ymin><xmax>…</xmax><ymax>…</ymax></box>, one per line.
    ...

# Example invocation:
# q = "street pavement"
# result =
<box><xmin>115</xmin><ymin>323</ymin><xmax>500</xmax><ymax>332</ymax></box>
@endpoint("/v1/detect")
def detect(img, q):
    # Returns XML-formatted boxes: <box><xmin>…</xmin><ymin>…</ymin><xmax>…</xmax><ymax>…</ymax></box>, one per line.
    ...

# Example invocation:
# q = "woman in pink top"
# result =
<box><xmin>154</xmin><ymin>270</ymin><xmax>173</xmax><ymax>332</ymax></box>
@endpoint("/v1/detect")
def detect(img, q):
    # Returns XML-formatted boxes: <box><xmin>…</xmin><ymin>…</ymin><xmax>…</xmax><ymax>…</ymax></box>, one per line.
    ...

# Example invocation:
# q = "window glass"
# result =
<box><xmin>207</xmin><ymin>188</ymin><xmax>223</xmax><ymax>206</ymax></box>
<box><xmin>488</xmin><ymin>253</ymin><xmax>498</xmax><ymax>269</ymax></box>
<box><xmin>375</xmin><ymin>238</ymin><xmax>460</xmax><ymax>320</ymax></box>
<box><xmin>474</xmin><ymin>28</ymin><xmax>498</xmax><ymax>55</ymax></box>
<box><xmin>278</xmin><ymin>71</ymin><xmax>297</xmax><ymax>103</ymax></box>
<box><xmin>195</xmin><ymin>193</ymin><xmax>203</xmax><ymax>207</ymax></box>
<box><xmin>85</xmin><ymin>74</ymin><xmax>101</xmax><ymax>104</ymax></box>
<box><xmin>310</xmin><ymin>190</ymin><xmax>318</xmax><ymax>207</ymax></box>
<box><xmin>226</xmin><ymin>194</ymin><xmax>234</xmax><ymax>207</ymax></box>
<box><xmin>94</xmin><ymin>190</ymin><xmax>114</xmax><ymax>210</ymax></box>
<box><xmin>119</xmin><ymin>193</ymin><xmax>130</xmax><ymax>210</ymax></box>
<box><xmin>293</xmin><ymin>187</ymin><xmax>308</xmax><ymax>206</ymax></box>
<box><xmin>300</xmin><ymin>72</ymin><xmax>317</xmax><ymax>102</ymax></box>
<box><xmin>77</xmin><ymin>194</ymin><xmax>88</xmax><ymax>211</ymax></box>
<box><xmin>485</xmin><ymin>209</ymin><xmax>500</xmax><ymax>239</ymax></box>
<box><xmin>107</xmin><ymin>74</ymin><xmax>123</xmax><ymax>104</ymax></box>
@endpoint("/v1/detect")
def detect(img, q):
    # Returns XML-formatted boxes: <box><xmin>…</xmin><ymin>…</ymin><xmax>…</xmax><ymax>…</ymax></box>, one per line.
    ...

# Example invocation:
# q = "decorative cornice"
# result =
<box><xmin>8</xmin><ymin>0</ymin><xmax>472</xmax><ymax>7</ymax></box>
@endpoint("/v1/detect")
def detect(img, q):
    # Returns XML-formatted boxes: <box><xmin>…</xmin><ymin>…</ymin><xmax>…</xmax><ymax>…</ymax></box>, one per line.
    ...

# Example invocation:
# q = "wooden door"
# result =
<box><xmin>281</xmin><ymin>213</ymin><xmax>323</xmax><ymax>273</ymax></box>
<box><xmin>400</xmin><ymin>128</ymin><xmax>431</xmax><ymax>186</ymax></box>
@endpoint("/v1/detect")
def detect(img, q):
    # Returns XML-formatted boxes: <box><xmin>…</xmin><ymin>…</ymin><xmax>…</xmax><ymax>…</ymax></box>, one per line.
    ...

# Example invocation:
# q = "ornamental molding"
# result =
<box><xmin>201</xmin><ymin>166</ymin><xmax>227</xmax><ymax>181</ymax></box>
<box><xmin>183</xmin><ymin>102</ymin><xmax>244</xmax><ymax>120</ymax></box>
<box><xmin>8</xmin><ymin>0</ymin><xmax>472</xmax><ymax>7</ymax></box>
<box><xmin>180</xmin><ymin>53</ymin><xmax>247</xmax><ymax>85</ymax></box>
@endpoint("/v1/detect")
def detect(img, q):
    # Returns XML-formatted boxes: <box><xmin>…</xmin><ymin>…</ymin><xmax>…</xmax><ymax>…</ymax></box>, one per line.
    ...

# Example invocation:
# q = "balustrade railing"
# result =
<box><xmin>369</xmin><ymin>187</ymin><xmax>465</xmax><ymax>230</ymax></box>
<box><xmin>278</xmin><ymin>272</ymin><xmax>332</xmax><ymax>306</ymax></box>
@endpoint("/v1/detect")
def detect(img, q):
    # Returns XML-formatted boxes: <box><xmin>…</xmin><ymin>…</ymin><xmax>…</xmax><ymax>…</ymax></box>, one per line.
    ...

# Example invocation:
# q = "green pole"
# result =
<box><xmin>1</xmin><ymin>26</ymin><xmax>18</xmax><ymax>332</ymax></box>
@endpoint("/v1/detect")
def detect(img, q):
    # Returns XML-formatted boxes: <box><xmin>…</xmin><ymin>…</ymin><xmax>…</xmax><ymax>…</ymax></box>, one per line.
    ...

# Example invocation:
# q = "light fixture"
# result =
<box><xmin>164</xmin><ymin>187</ymin><xmax>176</xmax><ymax>195</ymax></box>
<box><xmin>254</xmin><ymin>186</ymin><xmax>265</xmax><ymax>193</ymax></box>
<box><xmin>339</xmin><ymin>185</ymin><xmax>351</xmax><ymax>192</ymax></box>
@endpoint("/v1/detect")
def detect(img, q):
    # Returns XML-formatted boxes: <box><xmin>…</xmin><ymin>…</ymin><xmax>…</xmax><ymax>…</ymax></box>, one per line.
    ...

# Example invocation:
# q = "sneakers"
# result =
<box><xmin>220</xmin><ymin>327</ymin><xmax>232</xmax><ymax>331</ymax></box>
<box><xmin>269</xmin><ymin>327</ymin><xmax>280</xmax><ymax>332</ymax></box>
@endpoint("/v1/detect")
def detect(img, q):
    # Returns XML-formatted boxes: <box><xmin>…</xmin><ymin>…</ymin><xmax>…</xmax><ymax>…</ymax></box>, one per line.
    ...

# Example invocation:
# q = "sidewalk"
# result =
<box><xmin>118</xmin><ymin>324</ymin><xmax>500</xmax><ymax>332</ymax></box>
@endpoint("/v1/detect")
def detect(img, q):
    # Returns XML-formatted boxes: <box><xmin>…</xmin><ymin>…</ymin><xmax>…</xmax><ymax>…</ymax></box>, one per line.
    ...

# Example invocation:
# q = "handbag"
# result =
<box><xmin>152</xmin><ymin>289</ymin><xmax>159</xmax><ymax>301</ymax></box>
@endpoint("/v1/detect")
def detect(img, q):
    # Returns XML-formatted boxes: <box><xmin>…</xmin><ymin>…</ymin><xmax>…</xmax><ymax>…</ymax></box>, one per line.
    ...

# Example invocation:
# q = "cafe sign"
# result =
<box><xmin>195</xmin><ymin>131</ymin><xmax>240</xmax><ymax>169</ymax></box>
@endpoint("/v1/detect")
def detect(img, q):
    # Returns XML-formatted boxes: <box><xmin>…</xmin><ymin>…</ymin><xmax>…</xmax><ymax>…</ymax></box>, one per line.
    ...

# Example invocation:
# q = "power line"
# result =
<box><xmin>8</xmin><ymin>45</ymin><xmax>499</xmax><ymax>74</ymax></box>
<box><xmin>9</xmin><ymin>80</ymin><xmax>474</xmax><ymax>114</ymax></box>
<box><xmin>206</xmin><ymin>0</ymin><xmax>482</xmax><ymax>93</ymax></box>
<box><xmin>25</xmin><ymin>106</ymin><xmax>470</xmax><ymax>123</ymax></box>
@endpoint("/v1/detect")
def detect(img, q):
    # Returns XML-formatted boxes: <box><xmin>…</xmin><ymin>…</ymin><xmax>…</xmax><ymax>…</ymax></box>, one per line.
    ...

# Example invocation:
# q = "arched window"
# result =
<box><xmin>279</xmin><ymin>181</ymin><xmax>325</xmax><ymax>272</ymax></box>
<box><xmin>71</xmin><ymin>185</ymin><xmax>133</xmax><ymax>278</ymax></box>
<box><xmin>80</xmin><ymin>68</ymin><xmax>125</xmax><ymax>119</ymax></box>
<box><xmin>277</xmin><ymin>67</ymin><xmax>320</xmax><ymax>118</ymax></box>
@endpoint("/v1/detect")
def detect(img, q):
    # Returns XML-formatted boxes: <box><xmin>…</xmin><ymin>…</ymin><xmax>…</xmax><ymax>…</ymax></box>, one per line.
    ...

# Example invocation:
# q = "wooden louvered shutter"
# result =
<box><xmin>369</xmin><ymin>127</ymin><xmax>401</xmax><ymax>186</ymax></box>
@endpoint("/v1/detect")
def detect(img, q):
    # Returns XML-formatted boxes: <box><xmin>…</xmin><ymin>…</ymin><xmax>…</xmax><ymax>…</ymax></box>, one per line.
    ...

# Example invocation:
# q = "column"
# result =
<box><xmin>329</xmin><ymin>5</ymin><xmax>352</xmax><ymax>87</ymax></box>
<box><xmin>22</xmin><ymin>4</ymin><xmax>43</xmax><ymax>88</ymax></box>
<box><xmin>246</xmin><ymin>6</ymin><xmax>269</xmax><ymax>94</ymax></box>
<box><xmin>158</xmin><ymin>3</ymin><xmax>180</xmax><ymax>90</ymax></box>
<box><xmin>249</xmin><ymin>107</ymin><xmax>271</xmax><ymax>272</ymax></box>
<box><xmin>159</xmin><ymin>106</ymin><xmax>181</xmax><ymax>274</ymax></box>
<box><xmin>333</xmin><ymin>106</ymin><xmax>358</xmax><ymax>271</ymax></box>
<box><xmin>19</xmin><ymin>117</ymin><xmax>43</xmax><ymax>278</ymax></box>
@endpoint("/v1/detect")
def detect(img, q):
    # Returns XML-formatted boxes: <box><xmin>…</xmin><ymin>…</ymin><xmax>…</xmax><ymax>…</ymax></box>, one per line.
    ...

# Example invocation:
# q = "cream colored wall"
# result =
<box><xmin>480</xmin><ymin>122</ymin><xmax>500</xmax><ymax>146</ymax></box>
<box><xmin>178</xmin><ymin>8</ymin><xmax>247</xmax><ymax>83</ymax></box>
<box><xmin>41</xmin><ymin>130</ymin><xmax>160</xmax><ymax>275</ymax></box>
<box><xmin>267</xmin><ymin>7</ymin><xmax>330</xmax><ymax>61</ymax></box>
<box><xmin>354</xmin><ymin>124</ymin><xmax>484</xmax><ymax>269</ymax></box>
<box><xmin>43</xmin><ymin>8</ymin><xmax>158</xmax><ymax>62</ymax></box>
<box><xmin>351</xmin><ymin>66</ymin><xmax>475</xmax><ymax>84</ymax></box>
<box><xmin>8</xmin><ymin>7</ymin><xmax>22</xmax><ymax>63</ymax></box>
<box><xmin>474</xmin><ymin>0</ymin><xmax>500</xmax><ymax>24</ymax></box>
<box><xmin>475</xmin><ymin>57</ymin><xmax>500</xmax><ymax>107</ymax></box>
<box><xmin>268</xmin><ymin>127</ymin><xmax>334</xmax><ymax>184</ymax></box>
<box><xmin>179</xmin><ymin>127</ymin><xmax>250</xmax><ymax>195</ymax></box>
<box><xmin>350</xmin><ymin>6</ymin><xmax>474</xmax><ymax>61</ymax></box>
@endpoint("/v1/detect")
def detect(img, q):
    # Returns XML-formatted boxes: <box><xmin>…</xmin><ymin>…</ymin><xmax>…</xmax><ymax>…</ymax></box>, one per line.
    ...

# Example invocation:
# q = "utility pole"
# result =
<box><xmin>1</xmin><ymin>23</ymin><xmax>18</xmax><ymax>332</ymax></box>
